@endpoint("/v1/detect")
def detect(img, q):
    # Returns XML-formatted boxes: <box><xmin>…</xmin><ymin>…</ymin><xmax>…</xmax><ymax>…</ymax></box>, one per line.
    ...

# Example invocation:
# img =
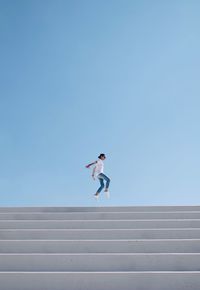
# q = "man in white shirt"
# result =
<box><xmin>85</xmin><ymin>153</ymin><xmax>110</xmax><ymax>198</ymax></box>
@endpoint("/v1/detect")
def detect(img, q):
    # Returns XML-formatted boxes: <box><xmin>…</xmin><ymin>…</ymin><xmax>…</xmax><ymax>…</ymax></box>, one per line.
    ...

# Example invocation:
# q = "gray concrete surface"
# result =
<box><xmin>0</xmin><ymin>206</ymin><xmax>200</xmax><ymax>289</ymax></box>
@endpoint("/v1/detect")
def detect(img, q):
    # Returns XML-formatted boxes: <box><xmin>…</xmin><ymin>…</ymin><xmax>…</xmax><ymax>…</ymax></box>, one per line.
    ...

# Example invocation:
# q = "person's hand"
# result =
<box><xmin>85</xmin><ymin>165</ymin><xmax>90</xmax><ymax>168</ymax></box>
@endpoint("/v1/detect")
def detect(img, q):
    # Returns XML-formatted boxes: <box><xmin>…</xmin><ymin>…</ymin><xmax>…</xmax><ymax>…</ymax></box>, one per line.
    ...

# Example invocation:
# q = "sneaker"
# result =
<box><xmin>94</xmin><ymin>193</ymin><xmax>99</xmax><ymax>200</ymax></box>
<box><xmin>104</xmin><ymin>190</ymin><xmax>110</xmax><ymax>199</ymax></box>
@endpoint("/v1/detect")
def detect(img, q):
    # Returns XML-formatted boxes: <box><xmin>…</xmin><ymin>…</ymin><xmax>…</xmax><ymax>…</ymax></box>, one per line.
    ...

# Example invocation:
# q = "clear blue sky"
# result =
<box><xmin>0</xmin><ymin>0</ymin><xmax>200</xmax><ymax>206</ymax></box>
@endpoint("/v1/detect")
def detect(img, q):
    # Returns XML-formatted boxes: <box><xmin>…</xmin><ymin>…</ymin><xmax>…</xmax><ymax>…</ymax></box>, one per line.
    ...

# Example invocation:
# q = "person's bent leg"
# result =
<box><xmin>100</xmin><ymin>173</ymin><xmax>110</xmax><ymax>190</ymax></box>
<box><xmin>96</xmin><ymin>177</ymin><xmax>104</xmax><ymax>195</ymax></box>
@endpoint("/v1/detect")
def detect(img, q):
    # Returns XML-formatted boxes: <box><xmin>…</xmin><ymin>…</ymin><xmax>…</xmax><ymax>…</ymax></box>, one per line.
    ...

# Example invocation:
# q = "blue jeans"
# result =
<box><xmin>97</xmin><ymin>173</ymin><xmax>110</xmax><ymax>193</ymax></box>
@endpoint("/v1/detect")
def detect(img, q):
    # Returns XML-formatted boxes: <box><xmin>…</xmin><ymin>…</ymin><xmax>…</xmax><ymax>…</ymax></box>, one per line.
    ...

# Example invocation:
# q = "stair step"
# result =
<box><xmin>1</xmin><ymin>228</ymin><xmax>200</xmax><ymax>240</ymax></box>
<box><xmin>0</xmin><ymin>239</ymin><xmax>200</xmax><ymax>253</ymax></box>
<box><xmin>1</xmin><ymin>219</ymin><xmax>200</xmax><ymax>229</ymax></box>
<box><xmin>1</xmin><ymin>253</ymin><xmax>200</xmax><ymax>271</ymax></box>
<box><xmin>0</xmin><ymin>271</ymin><xmax>200</xmax><ymax>290</ymax></box>
<box><xmin>1</xmin><ymin>212</ymin><xmax>200</xmax><ymax>220</ymax></box>
<box><xmin>0</xmin><ymin>206</ymin><xmax>200</xmax><ymax>212</ymax></box>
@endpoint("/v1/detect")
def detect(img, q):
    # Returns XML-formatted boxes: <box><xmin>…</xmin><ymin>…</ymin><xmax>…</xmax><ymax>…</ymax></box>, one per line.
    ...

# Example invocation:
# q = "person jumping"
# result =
<box><xmin>85</xmin><ymin>153</ymin><xmax>111</xmax><ymax>199</ymax></box>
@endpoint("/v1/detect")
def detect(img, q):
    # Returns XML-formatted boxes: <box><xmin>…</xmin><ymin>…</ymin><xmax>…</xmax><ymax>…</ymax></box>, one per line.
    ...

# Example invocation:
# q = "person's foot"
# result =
<box><xmin>104</xmin><ymin>189</ymin><xmax>110</xmax><ymax>198</ymax></box>
<box><xmin>94</xmin><ymin>193</ymin><xmax>99</xmax><ymax>200</ymax></box>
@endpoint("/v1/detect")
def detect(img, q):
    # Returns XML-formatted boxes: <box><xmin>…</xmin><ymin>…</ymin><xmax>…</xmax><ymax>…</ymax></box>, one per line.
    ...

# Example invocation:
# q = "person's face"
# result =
<box><xmin>102</xmin><ymin>156</ymin><xmax>106</xmax><ymax>160</ymax></box>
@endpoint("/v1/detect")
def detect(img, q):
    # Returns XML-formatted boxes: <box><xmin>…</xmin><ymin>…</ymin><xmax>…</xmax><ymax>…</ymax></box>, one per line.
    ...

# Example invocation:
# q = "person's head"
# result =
<box><xmin>98</xmin><ymin>153</ymin><xmax>106</xmax><ymax>160</ymax></box>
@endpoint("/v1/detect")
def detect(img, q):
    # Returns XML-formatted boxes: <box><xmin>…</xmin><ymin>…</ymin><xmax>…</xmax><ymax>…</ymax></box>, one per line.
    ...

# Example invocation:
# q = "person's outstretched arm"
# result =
<box><xmin>85</xmin><ymin>161</ymin><xmax>97</xmax><ymax>168</ymax></box>
<box><xmin>92</xmin><ymin>165</ymin><xmax>96</xmax><ymax>180</ymax></box>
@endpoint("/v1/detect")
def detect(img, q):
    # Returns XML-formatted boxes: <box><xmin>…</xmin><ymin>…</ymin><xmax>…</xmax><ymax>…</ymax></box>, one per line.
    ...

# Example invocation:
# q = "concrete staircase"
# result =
<box><xmin>0</xmin><ymin>206</ymin><xmax>200</xmax><ymax>290</ymax></box>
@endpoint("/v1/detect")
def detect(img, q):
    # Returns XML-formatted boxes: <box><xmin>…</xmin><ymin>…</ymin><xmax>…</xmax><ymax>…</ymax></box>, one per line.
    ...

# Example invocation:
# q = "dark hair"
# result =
<box><xmin>98</xmin><ymin>153</ymin><xmax>105</xmax><ymax>159</ymax></box>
